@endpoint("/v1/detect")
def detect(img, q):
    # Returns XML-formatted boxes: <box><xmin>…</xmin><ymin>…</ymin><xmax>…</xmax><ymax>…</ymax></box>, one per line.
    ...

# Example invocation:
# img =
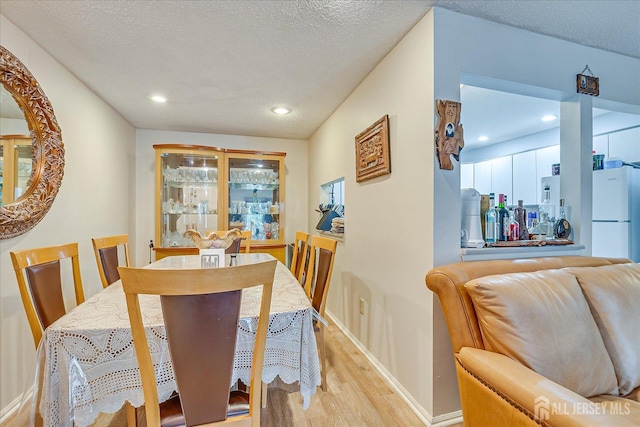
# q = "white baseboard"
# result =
<box><xmin>432</xmin><ymin>411</ymin><xmax>464</xmax><ymax>427</ymax></box>
<box><xmin>0</xmin><ymin>387</ymin><xmax>32</xmax><ymax>424</ymax></box>
<box><xmin>326</xmin><ymin>311</ymin><xmax>463</xmax><ymax>427</ymax></box>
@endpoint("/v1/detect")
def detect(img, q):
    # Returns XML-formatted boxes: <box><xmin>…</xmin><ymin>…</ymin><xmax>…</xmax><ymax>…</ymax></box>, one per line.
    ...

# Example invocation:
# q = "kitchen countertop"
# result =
<box><xmin>460</xmin><ymin>243</ymin><xmax>586</xmax><ymax>261</ymax></box>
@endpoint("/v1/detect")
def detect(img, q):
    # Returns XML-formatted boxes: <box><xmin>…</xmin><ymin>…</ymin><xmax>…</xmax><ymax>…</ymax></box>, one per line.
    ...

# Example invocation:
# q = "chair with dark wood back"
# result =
<box><xmin>302</xmin><ymin>235</ymin><xmax>337</xmax><ymax>391</ymax></box>
<box><xmin>92</xmin><ymin>234</ymin><xmax>131</xmax><ymax>288</ymax></box>
<box><xmin>91</xmin><ymin>234</ymin><xmax>138</xmax><ymax>425</ymax></box>
<box><xmin>10</xmin><ymin>243</ymin><xmax>86</xmax><ymax>348</ymax></box>
<box><xmin>118</xmin><ymin>259</ymin><xmax>276</xmax><ymax>427</ymax></box>
<box><xmin>12</xmin><ymin>242</ymin><xmax>138</xmax><ymax>426</ymax></box>
<box><xmin>290</xmin><ymin>231</ymin><xmax>309</xmax><ymax>283</ymax></box>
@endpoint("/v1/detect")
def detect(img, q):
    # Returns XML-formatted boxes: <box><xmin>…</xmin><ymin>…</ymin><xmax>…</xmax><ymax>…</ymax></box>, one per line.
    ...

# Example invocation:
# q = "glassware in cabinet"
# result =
<box><xmin>154</xmin><ymin>145</ymin><xmax>223</xmax><ymax>249</ymax></box>
<box><xmin>226</xmin><ymin>152</ymin><xmax>285</xmax><ymax>245</ymax></box>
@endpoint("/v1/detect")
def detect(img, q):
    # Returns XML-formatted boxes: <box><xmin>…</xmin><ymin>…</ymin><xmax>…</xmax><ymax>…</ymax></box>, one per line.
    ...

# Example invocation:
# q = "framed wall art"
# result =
<box><xmin>576</xmin><ymin>65</ymin><xmax>599</xmax><ymax>96</ymax></box>
<box><xmin>434</xmin><ymin>99</ymin><xmax>464</xmax><ymax>170</ymax></box>
<box><xmin>355</xmin><ymin>115</ymin><xmax>390</xmax><ymax>183</ymax></box>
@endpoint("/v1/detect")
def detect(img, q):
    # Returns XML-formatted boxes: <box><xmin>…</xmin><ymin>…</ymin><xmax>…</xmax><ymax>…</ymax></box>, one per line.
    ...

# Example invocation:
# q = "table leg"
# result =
<box><xmin>125</xmin><ymin>402</ymin><xmax>137</xmax><ymax>426</ymax></box>
<box><xmin>261</xmin><ymin>382</ymin><xmax>268</xmax><ymax>408</ymax></box>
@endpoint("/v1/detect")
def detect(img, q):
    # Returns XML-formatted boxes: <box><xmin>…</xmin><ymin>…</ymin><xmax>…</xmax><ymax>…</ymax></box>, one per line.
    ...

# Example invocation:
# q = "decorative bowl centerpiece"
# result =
<box><xmin>183</xmin><ymin>229</ymin><xmax>242</xmax><ymax>249</ymax></box>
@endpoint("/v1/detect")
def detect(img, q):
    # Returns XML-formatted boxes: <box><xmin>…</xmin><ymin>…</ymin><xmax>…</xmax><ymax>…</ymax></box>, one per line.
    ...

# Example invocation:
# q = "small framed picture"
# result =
<box><xmin>576</xmin><ymin>73</ymin><xmax>599</xmax><ymax>96</ymax></box>
<box><xmin>200</xmin><ymin>248</ymin><xmax>225</xmax><ymax>268</ymax></box>
<box><xmin>355</xmin><ymin>115</ymin><xmax>391</xmax><ymax>183</ymax></box>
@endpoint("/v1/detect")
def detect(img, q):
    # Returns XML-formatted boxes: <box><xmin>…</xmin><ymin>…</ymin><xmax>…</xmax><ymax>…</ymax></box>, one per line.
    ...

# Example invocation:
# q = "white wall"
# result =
<box><xmin>309</xmin><ymin>11</ymin><xmax>438</xmax><ymax>420</ymax></box>
<box><xmin>134</xmin><ymin>130</ymin><xmax>308</xmax><ymax>265</ymax></box>
<box><xmin>431</xmin><ymin>6</ymin><xmax>638</xmax><ymax>416</ymax></box>
<box><xmin>0</xmin><ymin>117</ymin><xmax>29</xmax><ymax>134</ymax></box>
<box><xmin>309</xmin><ymin>7</ymin><xmax>640</xmax><ymax>423</ymax></box>
<box><xmin>0</xmin><ymin>15</ymin><xmax>135</xmax><ymax>412</ymax></box>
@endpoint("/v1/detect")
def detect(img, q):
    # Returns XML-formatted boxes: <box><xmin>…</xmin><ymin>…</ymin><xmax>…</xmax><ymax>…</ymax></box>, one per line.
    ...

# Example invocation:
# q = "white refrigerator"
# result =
<box><xmin>592</xmin><ymin>167</ymin><xmax>640</xmax><ymax>262</ymax></box>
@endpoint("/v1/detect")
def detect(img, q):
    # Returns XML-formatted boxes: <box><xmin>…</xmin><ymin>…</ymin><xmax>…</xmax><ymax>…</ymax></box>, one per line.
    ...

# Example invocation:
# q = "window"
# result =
<box><xmin>318</xmin><ymin>178</ymin><xmax>344</xmax><ymax>235</ymax></box>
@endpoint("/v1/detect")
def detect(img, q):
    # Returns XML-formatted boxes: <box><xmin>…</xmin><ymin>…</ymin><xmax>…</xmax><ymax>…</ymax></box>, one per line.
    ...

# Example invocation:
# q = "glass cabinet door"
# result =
<box><xmin>0</xmin><ymin>136</ymin><xmax>32</xmax><ymax>205</ymax></box>
<box><xmin>227</xmin><ymin>153</ymin><xmax>284</xmax><ymax>244</ymax></box>
<box><xmin>157</xmin><ymin>148</ymin><xmax>221</xmax><ymax>248</ymax></box>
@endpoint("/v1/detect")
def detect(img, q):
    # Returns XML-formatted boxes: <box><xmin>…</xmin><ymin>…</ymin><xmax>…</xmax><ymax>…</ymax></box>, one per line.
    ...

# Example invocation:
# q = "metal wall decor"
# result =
<box><xmin>434</xmin><ymin>100</ymin><xmax>464</xmax><ymax>170</ymax></box>
<box><xmin>355</xmin><ymin>115</ymin><xmax>391</xmax><ymax>183</ymax></box>
<box><xmin>577</xmin><ymin>65</ymin><xmax>599</xmax><ymax>96</ymax></box>
<box><xmin>0</xmin><ymin>45</ymin><xmax>65</xmax><ymax>239</ymax></box>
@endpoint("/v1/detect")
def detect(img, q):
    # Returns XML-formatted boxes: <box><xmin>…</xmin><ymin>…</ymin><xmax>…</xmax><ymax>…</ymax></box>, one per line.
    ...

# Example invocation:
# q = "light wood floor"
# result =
<box><xmin>6</xmin><ymin>320</ymin><xmax>462</xmax><ymax>426</ymax></box>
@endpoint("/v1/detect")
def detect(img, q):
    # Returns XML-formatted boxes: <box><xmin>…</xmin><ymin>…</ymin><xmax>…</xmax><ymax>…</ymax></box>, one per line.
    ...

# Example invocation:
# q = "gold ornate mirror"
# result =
<box><xmin>0</xmin><ymin>45</ymin><xmax>64</xmax><ymax>239</ymax></box>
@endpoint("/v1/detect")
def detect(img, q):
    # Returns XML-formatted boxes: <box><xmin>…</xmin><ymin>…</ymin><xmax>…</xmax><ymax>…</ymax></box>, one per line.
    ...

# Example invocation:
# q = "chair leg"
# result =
<box><xmin>261</xmin><ymin>382</ymin><xmax>268</xmax><ymax>408</ymax></box>
<box><xmin>125</xmin><ymin>402</ymin><xmax>137</xmax><ymax>427</ymax></box>
<box><xmin>318</xmin><ymin>325</ymin><xmax>327</xmax><ymax>392</ymax></box>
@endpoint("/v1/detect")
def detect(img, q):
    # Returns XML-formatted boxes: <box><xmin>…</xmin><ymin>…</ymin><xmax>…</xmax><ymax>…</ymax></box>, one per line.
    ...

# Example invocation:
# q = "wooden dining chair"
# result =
<box><xmin>289</xmin><ymin>231</ymin><xmax>309</xmax><ymax>283</ymax></box>
<box><xmin>239</xmin><ymin>230</ymin><xmax>252</xmax><ymax>253</ymax></box>
<box><xmin>91</xmin><ymin>234</ymin><xmax>138</xmax><ymax>425</ymax></box>
<box><xmin>118</xmin><ymin>259</ymin><xmax>276</xmax><ymax>427</ymax></box>
<box><xmin>91</xmin><ymin>234</ymin><xmax>131</xmax><ymax>288</ymax></box>
<box><xmin>302</xmin><ymin>235</ymin><xmax>338</xmax><ymax>391</ymax></box>
<box><xmin>10</xmin><ymin>243</ymin><xmax>86</xmax><ymax>349</ymax></box>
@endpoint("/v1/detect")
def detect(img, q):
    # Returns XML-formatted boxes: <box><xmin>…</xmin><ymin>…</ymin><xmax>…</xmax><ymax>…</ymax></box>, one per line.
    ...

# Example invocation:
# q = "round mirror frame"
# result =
<box><xmin>0</xmin><ymin>45</ymin><xmax>64</xmax><ymax>239</ymax></box>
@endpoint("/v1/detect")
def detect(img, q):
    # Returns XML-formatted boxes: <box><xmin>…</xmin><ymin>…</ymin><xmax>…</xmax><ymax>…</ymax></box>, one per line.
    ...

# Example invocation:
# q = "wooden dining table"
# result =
<box><xmin>36</xmin><ymin>253</ymin><xmax>321</xmax><ymax>427</ymax></box>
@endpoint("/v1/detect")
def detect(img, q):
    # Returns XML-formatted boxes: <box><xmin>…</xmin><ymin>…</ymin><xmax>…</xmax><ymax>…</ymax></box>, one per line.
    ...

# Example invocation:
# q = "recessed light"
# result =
<box><xmin>478</xmin><ymin>136</ymin><xmax>489</xmax><ymax>142</ymax></box>
<box><xmin>151</xmin><ymin>95</ymin><xmax>167</xmax><ymax>103</ymax></box>
<box><xmin>271</xmin><ymin>107</ymin><xmax>291</xmax><ymax>115</ymax></box>
<box><xmin>541</xmin><ymin>115</ymin><xmax>557</xmax><ymax>122</ymax></box>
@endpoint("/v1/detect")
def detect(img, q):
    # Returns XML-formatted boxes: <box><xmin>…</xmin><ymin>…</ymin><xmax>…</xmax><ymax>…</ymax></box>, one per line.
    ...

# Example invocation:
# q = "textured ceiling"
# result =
<box><xmin>1</xmin><ymin>0</ymin><xmax>639</xmax><ymax>141</ymax></box>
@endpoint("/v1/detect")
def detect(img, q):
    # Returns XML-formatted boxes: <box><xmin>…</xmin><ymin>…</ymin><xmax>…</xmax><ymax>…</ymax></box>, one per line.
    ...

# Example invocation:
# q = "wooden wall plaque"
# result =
<box><xmin>577</xmin><ymin>74</ymin><xmax>599</xmax><ymax>96</ymax></box>
<box><xmin>355</xmin><ymin>115</ymin><xmax>390</xmax><ymax>183</ymax></box>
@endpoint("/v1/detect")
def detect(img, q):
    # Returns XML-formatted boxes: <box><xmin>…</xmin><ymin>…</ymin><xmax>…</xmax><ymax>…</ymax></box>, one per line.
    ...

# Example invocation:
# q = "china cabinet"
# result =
<box><xmin>153</xmin><ymin>145</ymin><xmax>286</xmax><ymax>262</ymax></box>
<box><xmin>0</xmin><ymin>135</ymin><xmax>32</xmax><ymax>205</ymax></box>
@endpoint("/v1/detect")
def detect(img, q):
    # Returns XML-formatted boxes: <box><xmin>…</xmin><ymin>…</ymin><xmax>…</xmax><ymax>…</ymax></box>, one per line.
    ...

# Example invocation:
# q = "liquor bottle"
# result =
<box><xmin>494</xmin><ymin>195</ymin><xmax>501</xmax><ymax>240</ymax></box>
<box><xmin>527</xmin><ymin>212</ymin><xmax>537</xmax><ymax>230</ymax></box>
<box><xmin>484</xmin><ymin>193</ymin><xmax>497</xmax><ymax>244</ymax></box>
<box><xmin>503</xmin><ymin>195</ymin><xmax>511</xmax><ymax>240</ymax></box>
<box><xmin>539</xmin><ymin>184</ymin><xmax>556</xmax><ymax>239</ymax></box>
<box><xmin>529</xmin><ymin>216</ymin><xmax>546</xmax><ymax>240</ymax></box>
<box><xmin>554</xmin><ymin>198</ymin><xmax>572</xmax><ymax>239</ymax></box>
<box><xmin>508</xmin><ymin>209</ymin><xmax>519</xmax><ymax>241</ymax></box>
<box><xmin>515</xmin><ymin>199</ymin><xmax>529</xmax><ymax>240</ymax></box>
<box><xmin>497</xmin><ymin>194</ymin><xmax>510</xmax><ymax>241</ymax></box>
<box><xmin>537</xmin><ymin>212</ymin><xmax>550</xmax><ymax>240</ymax></box>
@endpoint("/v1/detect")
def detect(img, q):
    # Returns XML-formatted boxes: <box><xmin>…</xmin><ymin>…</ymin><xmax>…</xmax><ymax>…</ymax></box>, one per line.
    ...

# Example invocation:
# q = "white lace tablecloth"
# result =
<box><xmin>38</xmin><ymin>254</ymin><xmax>321</xmax><ymax>427</ymax></box>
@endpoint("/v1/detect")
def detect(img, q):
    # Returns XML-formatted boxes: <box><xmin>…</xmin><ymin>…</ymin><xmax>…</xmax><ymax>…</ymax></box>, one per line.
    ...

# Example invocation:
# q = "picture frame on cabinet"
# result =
<box><xmin>355</xmin><ymin>115</ymin><xmax>391</xmax><ymax>183</ymax></box>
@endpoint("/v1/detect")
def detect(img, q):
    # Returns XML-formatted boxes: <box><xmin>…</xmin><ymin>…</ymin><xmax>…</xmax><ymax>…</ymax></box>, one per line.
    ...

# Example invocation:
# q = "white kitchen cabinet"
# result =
<box><xmin>473</xmin><ymin>160</ymin><xmax>492</xmax><ymax>195</ymax></box>
<box><xmin>462</xmin><ymin>126</ymin><xmax>638</xmax><ymax>206</ymax></box>
<box><xmin>491</xmin><ymin>156</ymin><xmax>512</xmax><ymax>205</ymax></box>
<box><xmin>609</xmin><ymin>127</ymin><xmax>640</xmax><ymax>162</ymax></box>
<box><xmin>512</xmin><ymin>150</ymin><xmax>537</xmax><ymax>205</ymax></box>
<box><xmin>535</xmin><ymin>145</ymin><xmax>560</xmax><ymax>204</ymax></box>
<box><xmin>593</xmin><ymin>134</ymin><xmax>608</xmax><ymax>157</ymax></box>
<box><xmin>460</xmin><ymin>163</ymin><xmax>474</xmax><ymax>189</ymax></box>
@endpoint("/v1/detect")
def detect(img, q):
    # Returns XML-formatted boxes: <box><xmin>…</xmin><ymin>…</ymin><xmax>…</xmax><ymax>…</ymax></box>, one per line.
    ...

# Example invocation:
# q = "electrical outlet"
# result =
<box><xmin>359</xmin><ymin>298</ymin><xmax>365</xmax><ymax>315</ymax></box>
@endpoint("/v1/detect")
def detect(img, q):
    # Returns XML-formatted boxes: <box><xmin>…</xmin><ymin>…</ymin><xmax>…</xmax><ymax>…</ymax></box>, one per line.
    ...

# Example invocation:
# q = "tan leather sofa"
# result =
<box><xmin>425</xmin><ymin>256</ymin><xmax>640</xmax><ymax>426</ymax></box>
